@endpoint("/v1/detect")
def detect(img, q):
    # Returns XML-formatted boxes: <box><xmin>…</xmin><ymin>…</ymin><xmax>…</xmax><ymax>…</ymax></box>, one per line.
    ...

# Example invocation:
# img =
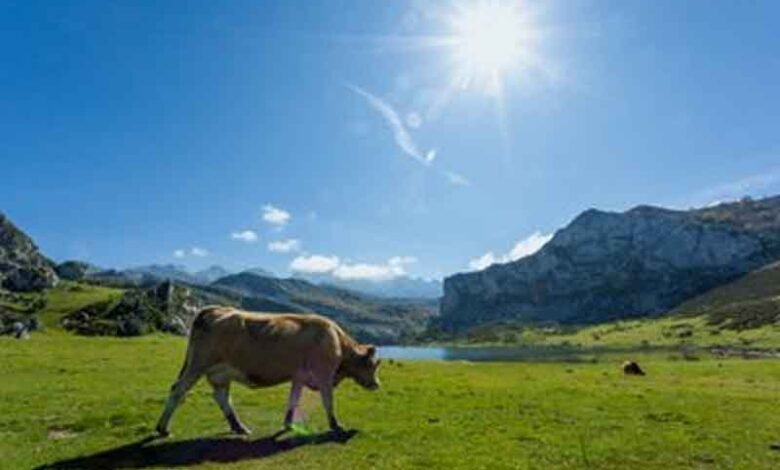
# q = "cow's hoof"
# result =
<box><xmin>233</xmin><ymin>426</ymin><xmax>252</xmax><ymax>436</ymax></box>
<box><xmin>330</xmin><ymin>424</ymin><xmax>346</xmax><ymax>435</ymax></box>
<box><xmin>155</xmin><ymin>426</ymin><xmax>170</xmax><ymax>438</ymax></box>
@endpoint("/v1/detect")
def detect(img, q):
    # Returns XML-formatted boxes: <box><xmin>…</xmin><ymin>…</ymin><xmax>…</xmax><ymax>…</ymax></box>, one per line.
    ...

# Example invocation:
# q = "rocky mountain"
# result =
<box><xmin>119</xmin><ymin>264</ymin><xmax>243</xmax><ymax>285</ymax></box>
<box><xmin>301</xmin><ymin>274</ymin><xmax>442</xmax><ymax>299</ymax></box>
<box><xmin>123</xmin><ymin>264</ymin><xmax>202</xmax><ymax>284</ymax></box>
<box><xmin>441</xmin><ymin>196</ymin><xmax>780</xmax><ymax>330</ymax></box>
<box><xmin>194</xmin><ymin>265</ymin><xmax>232</xmax><ymax>283</ymax></box>
<box><xmin>241</xmin><ymin>267</ymin><xmax>276</xmax><ymax>278</ymax></box>
<box><xmin>0</xmin><ymin>212</ymin><xmax>58</xmax><ymax>291</ymax></box>
<box><xmin>213</xmin><ymin>272</ymin><xmax>437</xmax><ymax>343</ymax></box>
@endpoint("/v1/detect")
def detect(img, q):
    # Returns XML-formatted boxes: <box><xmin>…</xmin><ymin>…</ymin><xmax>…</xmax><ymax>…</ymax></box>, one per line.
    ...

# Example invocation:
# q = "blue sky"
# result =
<box><xmin>2</xmin><ymin>0</ymin><xmax>779</xmax><ymax>280</ymax></box>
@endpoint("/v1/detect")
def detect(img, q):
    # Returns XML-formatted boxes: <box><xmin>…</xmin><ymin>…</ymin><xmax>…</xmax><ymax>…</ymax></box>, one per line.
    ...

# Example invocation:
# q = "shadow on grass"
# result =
<box><xmin>36</xmin><ymin>429</ymin><xmax>358</xmax><ymax>469</ymax></box>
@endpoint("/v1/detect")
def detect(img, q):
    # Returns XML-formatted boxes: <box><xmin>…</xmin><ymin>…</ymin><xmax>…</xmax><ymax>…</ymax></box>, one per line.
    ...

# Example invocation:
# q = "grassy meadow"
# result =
<box><xmin>2</xmin><ymin>332</ymin><xmax>780</xmax><ymax>470</ymax></box>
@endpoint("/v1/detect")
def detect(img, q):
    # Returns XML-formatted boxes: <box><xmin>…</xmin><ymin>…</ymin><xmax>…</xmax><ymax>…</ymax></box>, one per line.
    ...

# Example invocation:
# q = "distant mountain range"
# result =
<box><xmin>213</xmin><ymin>272</ymin><xmax>437</xmax><ymax>343</ymax></box>
<box><xmin>298</xmin><ymin>274</ymin><xmax>442</xmax><ymax>299</ymax></box>
<box><xmin>87</xmin><ymin>264</ymin><xmax>441</xmax><ymax>299</ymax></box>
<box><xmin>441</xmin><ymin>196</ymin><xmax>780</xmax><ymax>330</ymax></box>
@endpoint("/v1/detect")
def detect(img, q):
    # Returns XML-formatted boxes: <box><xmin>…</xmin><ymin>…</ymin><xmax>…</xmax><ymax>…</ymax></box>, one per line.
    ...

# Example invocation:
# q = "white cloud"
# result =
<box><xmin>190</xmin><ymin>247</ymin><xmax>209</xmax><ymax>257</ymax></box>
<box><xmin>468</xmin><ymin>252</ymin><xmax>498</xmax><ymax>271</ymax></box>
<box><xmin>262</xmin><ymin>204</ymin><xmax>291</xmax><ymax>228</ymax></box>
<box><xmin>289</xmin><ymin>254</ymin><xmax>417</xmax><ymax>281</ymax></box>
<box><xmin>445</xmin><ymin>171</ymin><xmax>471</xmax><ymax>186</ymax></box>
<box><xmin>290</xmin><ymin>254</ymin><xmax>340</xmax><ymax>274</ymax></box>
<box><xmin>334</xmin><ymin>256</ymin><xmax>417</xmax><ymax>281</ymax></box>
<box><xmin>173</xmin><ymin>246</ymin><xmax>210</xmax><ymax>259</ymax></box>
<box><xmin>268</xmin><ymin>238</ymin><xmax>301</xmax><ymax>253</ymax></box>
<box><xmin>406</xmin><ymin>112</ymin><xmax>422</xmax><ymax>129</ymax></box>
<box><xmin>231</xmin><ymin>230</ymin><xmax>258</xmax><ymax>243</ymax></box>
<box><xmin>347</xmin><ymin>83</ymin><xmax>436</xmax><ymax>166</ymax></box>
<box><xmin>469</xmin><ymin>232</ymin><xmax>552</xmax><ymax>271</ymax></box>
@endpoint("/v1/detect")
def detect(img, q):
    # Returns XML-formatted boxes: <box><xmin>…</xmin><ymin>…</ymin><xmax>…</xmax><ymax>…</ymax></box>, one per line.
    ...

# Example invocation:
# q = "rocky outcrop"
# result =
<box><xmin>61</xmin><ymin>280</ymin><xmax>236</xmax><ymax>336</ymax></box>
<box><xmin>56</xmin><ymin>260</ymin><xmax>100</xmax><ymax>281</ymax></box>
<box><xmin>441</xmin><ymin>196</ymin><xmax>780</xmax><ymax>330</ymax></box>
<box><xmin>0</xmin><ymin>212</ymin><xmax>58</xmax><ymax>291</ymax></box>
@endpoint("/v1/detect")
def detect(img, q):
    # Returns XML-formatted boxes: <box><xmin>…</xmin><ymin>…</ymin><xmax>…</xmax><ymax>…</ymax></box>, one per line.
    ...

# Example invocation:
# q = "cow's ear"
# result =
<box><xmin>366</xmin><ymin>345</ymin><xmax>377</xmax><ymax>358</ymax></box>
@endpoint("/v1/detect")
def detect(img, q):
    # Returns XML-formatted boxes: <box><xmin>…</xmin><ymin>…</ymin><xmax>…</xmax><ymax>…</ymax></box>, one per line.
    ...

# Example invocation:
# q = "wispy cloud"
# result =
<box><xmin>268</xmin><ymin>238</ymin><xmax>301</xmax><ymax>253</ymax></box>
<box><xmin>230</xmin><ymin>230</ymin><xmax>258</xmax><ymax>243</ymax></box>
<box><xmin>445</xmin><ymin>170</ymin><xmax>471</xmax><ymax>186</ymax></box>
<box><xmin>347</xmin><ymin>83</ymin><xmax>471</xmax><ymax>187</ymax></box>
<box><xmin>289</xmin><ymin>254</ymin><xmax>417</xmax><ymax>281</ymax></box>
<box><xmin>262</xmin><ymin>204</ymin><xmax>291</xmax><ymax>228</ymax></box>
<box><xmin>347</xmin><ymin>83</ymin><xmax>436</xmax><ymax>166</ymax></box>
<box><xmin>173</xmin><ymin>246</ymin><xmax>210</xmax><ymax>259</ymax></box>
<box><xmin>468</xmin><ymin>232</ymin><xmax>552</xmax><ymax>271</ymax></box>
<box><xmin>190</xmin><ymin>247</ymin><xmax>209</xmax><ymax>257</ymax></box>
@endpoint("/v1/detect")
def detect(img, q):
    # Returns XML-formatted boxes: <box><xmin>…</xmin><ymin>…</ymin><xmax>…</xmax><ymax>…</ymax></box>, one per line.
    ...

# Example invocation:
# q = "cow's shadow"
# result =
<box><xmin>35</xmin><ymin>429</ymin><xmax>358</xmax><ymax>469</ymax></box>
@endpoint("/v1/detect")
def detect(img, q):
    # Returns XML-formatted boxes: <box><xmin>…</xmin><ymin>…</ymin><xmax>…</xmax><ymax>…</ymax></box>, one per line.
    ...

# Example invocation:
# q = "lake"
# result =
<box><xmin>378</xmin><ymin>345</ymin><xmax>604</xmax><ymax>362</ymax></box>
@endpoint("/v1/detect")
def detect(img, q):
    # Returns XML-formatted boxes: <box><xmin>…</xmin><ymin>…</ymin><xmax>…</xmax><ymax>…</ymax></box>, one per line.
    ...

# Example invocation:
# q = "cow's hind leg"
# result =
<box><xmin>284</xmin><ymin>380</ymin><xmax>304</xmax><ymax>429</ymax></box>
<box><xmin>318</xmin><ymin>378</ymin><xmax>343</xmax><ymax>433</ymax></box>
<box><xmin>208</xmin><ymin>376</ymin><xmax>251</xmax><ymax>435</ymax></box>
<box><xmin>155</xmin><ymin>370</ymin><xmax>201</xmax><ymax>437</ymax></box>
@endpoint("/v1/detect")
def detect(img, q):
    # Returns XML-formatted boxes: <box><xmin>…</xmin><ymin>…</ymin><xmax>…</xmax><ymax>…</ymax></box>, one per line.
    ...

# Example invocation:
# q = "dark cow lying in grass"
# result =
<box><xmin>622</xmin><ymin>360</ymin><xmax>646</xmax><ymax>376</ymax></box>
<box><xmin>155</xmin><ymin>306</ymin><xmax>381</xmax><ymax>436</ymax></box>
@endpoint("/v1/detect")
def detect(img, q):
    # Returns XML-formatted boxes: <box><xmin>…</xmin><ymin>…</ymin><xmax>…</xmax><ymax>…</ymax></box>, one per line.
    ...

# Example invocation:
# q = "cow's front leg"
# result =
<box><xmin>211</xmin><ymin>382</ymin><xmax>251</xmax><ymax>435</ymax></box>
<box><xmin>284</xmin><ymin>380</ymin><xmax>303</xmax><ymax>430</ymax></box>
<box><xmin>319</xmin><ymin>382</ymin><xmax>344</xmax><ymax>433</ymax></box>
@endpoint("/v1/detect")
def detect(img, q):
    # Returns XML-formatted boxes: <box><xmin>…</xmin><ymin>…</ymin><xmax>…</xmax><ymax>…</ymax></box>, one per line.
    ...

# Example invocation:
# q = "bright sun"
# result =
<box><xmin>450</xmin><ymin>2</ymin><xmax>528</xmax><ymax>94</ymax></box>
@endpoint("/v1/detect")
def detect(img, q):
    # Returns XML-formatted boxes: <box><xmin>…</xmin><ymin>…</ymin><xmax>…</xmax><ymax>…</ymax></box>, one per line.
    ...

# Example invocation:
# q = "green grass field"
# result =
<box><xmin>439</xmin><ymin>315</ymin><xmax>780</xmax><ymax>350</ymax></box>
<box><xmin>2</xmin><ymin>333</ymin><xmax>780</xmax><ymax>469</ymax></box>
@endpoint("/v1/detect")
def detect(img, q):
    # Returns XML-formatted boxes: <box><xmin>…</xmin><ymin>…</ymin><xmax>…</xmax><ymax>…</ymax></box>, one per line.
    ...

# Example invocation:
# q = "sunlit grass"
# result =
<box><xmin>2</xmin><ymin>334</ymin><xmax>780</xmax><ymax>469</ymax></box>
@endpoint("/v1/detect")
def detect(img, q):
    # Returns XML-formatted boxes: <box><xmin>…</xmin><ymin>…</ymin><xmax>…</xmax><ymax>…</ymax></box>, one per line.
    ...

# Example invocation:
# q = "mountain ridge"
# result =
<box><xmin>441</xmin><ymin>196</ymin><xmax>780</xmax><ymax>330</ymax></box>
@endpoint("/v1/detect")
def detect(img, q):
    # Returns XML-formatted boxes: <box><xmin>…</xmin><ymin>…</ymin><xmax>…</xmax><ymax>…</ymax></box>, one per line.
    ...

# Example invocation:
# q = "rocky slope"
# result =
<box><xmin>441</xmin><ymin>196</ymin><xmax>780</xmax><ymax>330</ymax></box>
<box><xmin>0</xmin><ymin>212</ymin><xmax>58</xmax><ymax>291</ymax></box>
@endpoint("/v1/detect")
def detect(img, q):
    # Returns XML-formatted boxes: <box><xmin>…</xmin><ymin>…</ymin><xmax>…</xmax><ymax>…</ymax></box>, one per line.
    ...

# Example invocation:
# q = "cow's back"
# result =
<box><xmin>188</xmin><ymin>307</ymin><xmax>344</xmax><ymax>387</ymax></box>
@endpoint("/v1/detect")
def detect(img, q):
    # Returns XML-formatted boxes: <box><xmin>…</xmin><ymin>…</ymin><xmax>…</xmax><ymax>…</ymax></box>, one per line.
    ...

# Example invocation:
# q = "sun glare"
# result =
<box><xmin>450</xmin><ymin>2</ymin><xmax>529</xmax><ymax>94</ymax></box>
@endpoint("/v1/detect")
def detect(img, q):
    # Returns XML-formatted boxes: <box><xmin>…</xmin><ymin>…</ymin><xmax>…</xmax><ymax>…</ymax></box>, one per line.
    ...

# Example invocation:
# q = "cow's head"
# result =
<box><xmin>339</xmin><ymin>345</ymin><xmax>381</xmax><ymax>391</ymax></box>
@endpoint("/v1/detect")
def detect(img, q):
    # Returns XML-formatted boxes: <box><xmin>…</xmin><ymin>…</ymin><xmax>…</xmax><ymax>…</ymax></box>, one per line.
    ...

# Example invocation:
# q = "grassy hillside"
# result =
<box><xmin>525</xmin><ymin>316</ymin><xmax>780</xmax><ymax>349</ymax></box>
<box><xmin>532</xmin><ymin>263</ymin><xmax>780</xmax><ymax>349</ymax></box>
<box><xmin>672</xmin><ymin>261</ymin><xmax>780</xmax><ymax>329</ymax></box>
<box><xmin>1</xmin><ymin>281</ymin><xmax>123</xmax><ymax>332</ymax></box>
<box><xmin>429</xmin><ymin>263</ymin><xmax>780</xmax><ymax>349</ymax></box>
<box><xmin>2</xmin><ymin>335</ymin><xmax>780</xmax><ymax>469</ymax></box>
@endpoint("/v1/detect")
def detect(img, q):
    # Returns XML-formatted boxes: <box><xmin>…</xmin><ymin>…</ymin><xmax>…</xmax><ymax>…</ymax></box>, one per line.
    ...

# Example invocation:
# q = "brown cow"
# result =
<box><xmin>622</xmin><ymin>360</ymin><xmax>646</xmax><ymax>376</ymax></box>
<box><xmin>155</xmin><ymin>306</ymin><xmax>381</xmax><ymax>437</ymax></box>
